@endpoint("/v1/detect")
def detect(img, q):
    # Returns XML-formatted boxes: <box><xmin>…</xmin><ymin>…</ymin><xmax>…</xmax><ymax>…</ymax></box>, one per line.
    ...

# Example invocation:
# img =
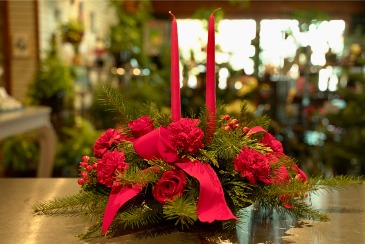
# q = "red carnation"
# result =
<box><xmin>234</xmin><ymin>147</ymin><xmax>271</xmax><ymax>185</ymax></box>
<box><xmin>128</xmin><ymin>116</ymin><xmax>155</xmax><ymax>139</ymax></box>
<box><xmin>271</xmin><ymin>165</ymin><xmax>290</xmax><ymax>184</ymax></box>
<box><xmin>152</xmin><ymin>169</ymin><xmax>186</xmax><ymax>204</ymax></box>
<box><xmin>167</xmin><ymin>118</ymin><xmax>204</xmax><ymax>154</ymax></box>
<box><xmin>93</xmin><ymin>128</ymin><xmax>131</xmax><ymax>158</ymax></box>
<box><xmin>260</xmin><ymin>132</ymin><xmax>284</xmax><ymax>156</ymax></box>
<box><xmin>97</xmin><ymin>149</ymin><xmax>128</xmax><ymax>188</ymax></box>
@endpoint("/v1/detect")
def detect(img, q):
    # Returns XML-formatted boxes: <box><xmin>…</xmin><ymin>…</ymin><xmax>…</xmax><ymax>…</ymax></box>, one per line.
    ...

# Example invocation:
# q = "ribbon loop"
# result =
<box><xmin>133</xmin><ymin>127</ymin><xmax>178</xmax><ymax>163</ymax></box>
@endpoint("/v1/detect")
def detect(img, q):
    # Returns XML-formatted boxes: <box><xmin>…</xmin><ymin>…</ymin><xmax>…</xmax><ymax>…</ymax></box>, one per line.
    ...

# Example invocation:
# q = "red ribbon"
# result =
<box><xmin>102</xmin><ymin>184</ymin><xmax>144</xmax><ymax>234</ymax></box>
<box><xmin>102</xmin><ymin>166</ymin><xmax>159</xmax><ymax>234</ymax></box>
<box><xmin>176</xmin><ymin>159</ymin><xmax>237</xmax><ymax>222</ymax></box>
<box><xmin>133</xmin><ymin>127</ymin><xmax>179</xmax><ymax>163</ymax></box>
<box><xmin>247</xmin><ymin>125</ymin><xmax>267</xmax><ymax>135</ymax></box>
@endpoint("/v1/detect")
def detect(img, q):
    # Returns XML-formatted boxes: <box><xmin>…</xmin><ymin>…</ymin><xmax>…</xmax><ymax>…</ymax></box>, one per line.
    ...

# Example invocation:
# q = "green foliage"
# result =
<box><xmin>308</xmin><ymin>175</ymin><xmax>365</xmax><ymax>192</ymax></box>
<box><xmin>116</xmin><ymin>164</ymin><xmax>160</xmax><ymax>186</ymax></box>
<box><xmin>28</xmin><ymin>38</ymin><xmax>73</xmax><ymax>103</ymax></box>
<box><xmin>91</xmin><ymin>85</ymin><xmax>170</xmax><ymax>130</ymax></box>
<box><xmin>141</xmin><ymin>102</ymin><xmax>171</xmax><ymax>127</ymax></box>
<box><xmin>108</xmin><ymin>0</ymin><xmax>152</xmax><ymax>65</ymax></box>
<box><xmin>95</xmin><ymin>85</ymin><xmax>136</xmax><ymax>128</ymax></box>
<box><xmin>112</xmin><ymin>200</ymin><xmax>163</xmax><ymax>231</ymax></box>
<box><xmin>1</xmin><ymin>132</ymin><xmax>39</xmax><ymax>173</ymax></box>
<box><xmin>222</xmin><ymin>173</ymin><xmax>253</xmax><ymax>211</ymax></box>
<box><xmin>55</xmin><ymin>117</ymin><xmax>102</xmax><ymax>176</ymax></box>
<box><xmin>163</xmin><ymin>195</ymin><xmax>198</xmax><ymax>229</ymax></box>
<box><xmin>33</xmin><ymin>190</ymin><xmax>108</xmax><ymax>218</ymax></box>
<box><xmin>60</xmin><ymin>19</ymin><xmax>84</xmax><ymax>44</ymax></box>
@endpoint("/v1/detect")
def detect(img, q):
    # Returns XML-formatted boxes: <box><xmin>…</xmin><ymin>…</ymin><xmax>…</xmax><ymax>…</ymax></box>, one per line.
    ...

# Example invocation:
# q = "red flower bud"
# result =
<box><xmin>224</xmin><ymin>125</ymin><xmax>231</xmax><ymax>131</ymax></box>
<box><xmin>231</xmin><ymin>119</ymin><xmax>238</xmax><ymax>124</ymax></box>
<box><xmin>242</xmin><ymin>127</ymin><xmax>250</xmax><ymax>135</ymax></box>
<box><xmin>77</xmin><ymin>178</ymin><xmax>85</xmax><ymax>185</ymax></box>
<box><xmin>82</xmin><ymin>155</ymin><xmax>89</xmax><ymax>163</ymax></box>
<box><xmin>223</xmin><ymin>115</ymin><xmax>230</xmax><ymax>121</ymax></box>
<box><xmin>81</xmin><ymin>171</ymin><xmax>88</xmax><ymax>179</ymax></box>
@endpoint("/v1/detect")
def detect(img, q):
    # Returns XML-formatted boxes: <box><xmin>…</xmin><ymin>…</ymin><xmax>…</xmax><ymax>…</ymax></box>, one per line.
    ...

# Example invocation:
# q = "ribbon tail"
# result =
<box><xmin>175</xmin><ymin>160</ymin><xmax>238</xmax><ymax>222</ymax></box>
<box><xmin>102</xmin><ymin>184</ymin><xmax>144</xmax><ymax>234</ymax></box>
<box><xmin>248</xmin><ymin>126</ymin><xmax>267</xmax><ymax>135</ymax></box>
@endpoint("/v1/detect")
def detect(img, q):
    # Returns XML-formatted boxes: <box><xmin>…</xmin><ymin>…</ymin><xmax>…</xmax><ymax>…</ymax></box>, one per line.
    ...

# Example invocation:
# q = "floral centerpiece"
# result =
<box><xmin>33</xmin><ymin>11</ymin><xmax>363</xmax><ymax>242</ymax></box>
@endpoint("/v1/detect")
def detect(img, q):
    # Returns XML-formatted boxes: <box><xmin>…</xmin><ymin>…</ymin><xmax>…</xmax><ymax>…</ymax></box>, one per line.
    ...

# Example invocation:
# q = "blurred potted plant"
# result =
<box><xmin>108</xmin><ymin>0</ymin><xmax>152</xmax><ymax>67</ymax></box>
<box><xmin>60</xmin><ymin>19</ymin><xmax>84</xmax><ymax>51</ymax></box>
<box><xmin>28</xmin><ymin>35</ymin><xmax>73</xmax><ymax>113</ymax></box>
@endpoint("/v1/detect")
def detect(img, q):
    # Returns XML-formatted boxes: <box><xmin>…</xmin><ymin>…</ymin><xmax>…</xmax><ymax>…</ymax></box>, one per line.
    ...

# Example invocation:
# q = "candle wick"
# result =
<box><xmin>169</xmin><ymin>11</ymin><xmax>176</xmax><ymax>20</ymax></box>
<box><xmin>211</xmin><ymin>7</ymin><xmax>221</xmax><ymax>16</ymax></box>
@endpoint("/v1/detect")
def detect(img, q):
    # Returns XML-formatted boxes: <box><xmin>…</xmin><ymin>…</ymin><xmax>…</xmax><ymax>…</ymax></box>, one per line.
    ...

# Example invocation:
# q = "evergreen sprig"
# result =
<box><xmin>99</xmin><ymin>85</ymin><xmax>135</xmax><ymax>127</ymax></box>
<box><xmin>198</xmin><ymin>149</ymin><xmax>219</xmax><ymax>167</ymax></box>
<box><xmin>112</xmin><ymin>200</ymin><xmax>163</xmax><ymax>231</ymax></box>
<box><xmin>222</xmin><ymin>177</ymin><xmax>253</xmax><ymax>211</ymax></box>
<box><xmin>116</xmin><ymin>165</ymin><xmax>160</xmax><ymax>186</ymax></box>
<box><xmin>308</xmin><ymin>175</ymin><xmax>365</xmax><ymax>192</ymax></box>
<box><xmin>141</xmin><ymin>102</ymin><xmax>171</xmax><ymax>127</ymax></box>
<box><xmin>162</xmin><ymin>194</ymin><xmax>198</xmax><ymax>229</ymax></box>
<box><xmin>33</xmin><ymin>191</ymin><xmax>108</xmax><ymax>218</ymax></box>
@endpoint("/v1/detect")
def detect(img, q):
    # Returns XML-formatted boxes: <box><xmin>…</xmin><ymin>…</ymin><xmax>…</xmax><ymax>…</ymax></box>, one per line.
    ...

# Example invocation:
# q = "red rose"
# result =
<box><xmin>93</xmin><ymin>128</ymin><xmax>131</xmax><ymax>158</ymax></box>
<box><xmin>261</xmin><ymin>133</ymin><xmax>284</xmax><ymax>156</ymax></box>
<box><xmin>97</xmin><ymin>149</ymin><xmax>128</xmax><ymax>188</ymax></box>
<box><xmin>128</xmin><ymin>116</ymin><xmax>155</xmax><ymax>139</ymax></box>
<box><xmin>234</xmin><ymin>147</ymin><xmax>271</xmax><ymax>185</ymax></box>
<box><xmin>168</xmin><ymin>118</ymin><xmax>204</xmax><ymax>154</ymax></box>
<box><xmin>152</xmin><ymin>169</ymin><xmax>186</xmax><ymax>204</ymax></box>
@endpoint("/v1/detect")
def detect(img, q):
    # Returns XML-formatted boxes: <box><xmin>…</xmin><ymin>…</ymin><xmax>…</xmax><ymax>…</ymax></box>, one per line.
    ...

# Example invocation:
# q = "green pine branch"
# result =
<box><xmin>162</xmin><ymin>194</ymin><xmax>198</xmax><ymax>229</ymax></box>
<box><xmin>116</xmin><ymin>165</ymin><xmax>161</xmax><ymax>186</ymax></box>
<box><xmin>211</xmin><ymin>130</ymin><xmax>270</xmax><ymax>162</ymax></box>
<box><xmin>141</xmin><ymin>102</ymin><xmax>171</xmax><ymax>127</ymax></box>
<box><xmin>78</xmin><ymin>222</ymin><xmax>102</xmax><ymax>240</ymax></box>
<box><xmin>111</xmin><ymin>200</ymin><xmax>163</xmax><ymax>232</ymax></box>
<box><xmin>308</xmin><ymin>175</ymin><xmax>365</xmax><ymax>192</ymax></box>
<box><xmin>222</xmin><ymin>176</ymin><xmax>253</xmax><ymax>211</ymax></box>
<box><xmin>98</xmin><ymin>85</ymin><xmax>136</xmax><ymax>128</ymax></box>
<box><xmin>236</xmin><ymin>101</ymin><xmax>255</xmax><ymax>128</ymax></box>
<box><xmin>147</xmin><ymin>159</ymin><xmax>176</xmax><ymax>172</ymax></box>
<box><xmin>198</xmin><ymin>149</ymin><xmax>219</xmax><ymax>168</ymax></box>
<box><xmin>256</xmin><ymin>199</ymin><xmax>329</xmax><ymax>221</ymax></box>
<box><xmin>33</xmin><ymin>191</ymin><xmax>108</xmax><ymax>218</ymax></box>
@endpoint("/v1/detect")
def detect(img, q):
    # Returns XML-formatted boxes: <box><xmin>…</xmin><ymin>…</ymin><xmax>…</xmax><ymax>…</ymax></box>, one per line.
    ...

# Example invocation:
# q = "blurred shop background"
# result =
<box><xmin>0</xmin><ymin>0</ymin><xmax>365</xmax><ymax>177</ymax></box>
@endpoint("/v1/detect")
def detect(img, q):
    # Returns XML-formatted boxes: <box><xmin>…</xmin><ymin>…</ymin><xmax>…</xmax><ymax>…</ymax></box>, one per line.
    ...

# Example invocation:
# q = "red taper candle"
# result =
<box><xmin>206</xmin><ymin>8</ymin><xmax>220</xmax><ymax>134</ymax></box>
<box><xmin>170</xmin><ymin>11</ymin><xmax>181</xmax><ymax>121</ymax></box>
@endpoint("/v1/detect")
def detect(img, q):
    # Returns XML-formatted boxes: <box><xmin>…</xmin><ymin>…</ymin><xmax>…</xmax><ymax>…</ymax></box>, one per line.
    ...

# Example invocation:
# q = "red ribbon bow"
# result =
<box><xmin>101</xmin><ymin>126</ymin><xmax>237</xmax><ymax>234</ymax></box>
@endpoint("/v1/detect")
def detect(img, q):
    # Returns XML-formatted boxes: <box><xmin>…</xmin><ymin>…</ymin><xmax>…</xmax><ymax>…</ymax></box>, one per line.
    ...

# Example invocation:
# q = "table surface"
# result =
<box><xmin>0</xmin><ymin>178</ymin><xmax>364</xmax><ymax>244</ymax></box>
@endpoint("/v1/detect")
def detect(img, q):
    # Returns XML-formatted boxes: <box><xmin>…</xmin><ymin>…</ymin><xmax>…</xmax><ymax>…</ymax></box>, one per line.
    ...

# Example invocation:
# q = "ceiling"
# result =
<box><xmin>151</xmin><ymin>0</ymin><xmax>365</xmax><ymax>21</ymax></box>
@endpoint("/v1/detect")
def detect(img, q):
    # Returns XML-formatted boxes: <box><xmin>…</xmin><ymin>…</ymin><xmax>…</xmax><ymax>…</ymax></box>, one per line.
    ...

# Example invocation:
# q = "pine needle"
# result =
<box><xmin>163</xmin><ymin>194</ymin><xmax>198</xmax><ymax>229</ymax></box>
<box><xmin>33</xmin><ymin>191</ymin><xmax>107</xmax><ymax>218</ymax></box>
